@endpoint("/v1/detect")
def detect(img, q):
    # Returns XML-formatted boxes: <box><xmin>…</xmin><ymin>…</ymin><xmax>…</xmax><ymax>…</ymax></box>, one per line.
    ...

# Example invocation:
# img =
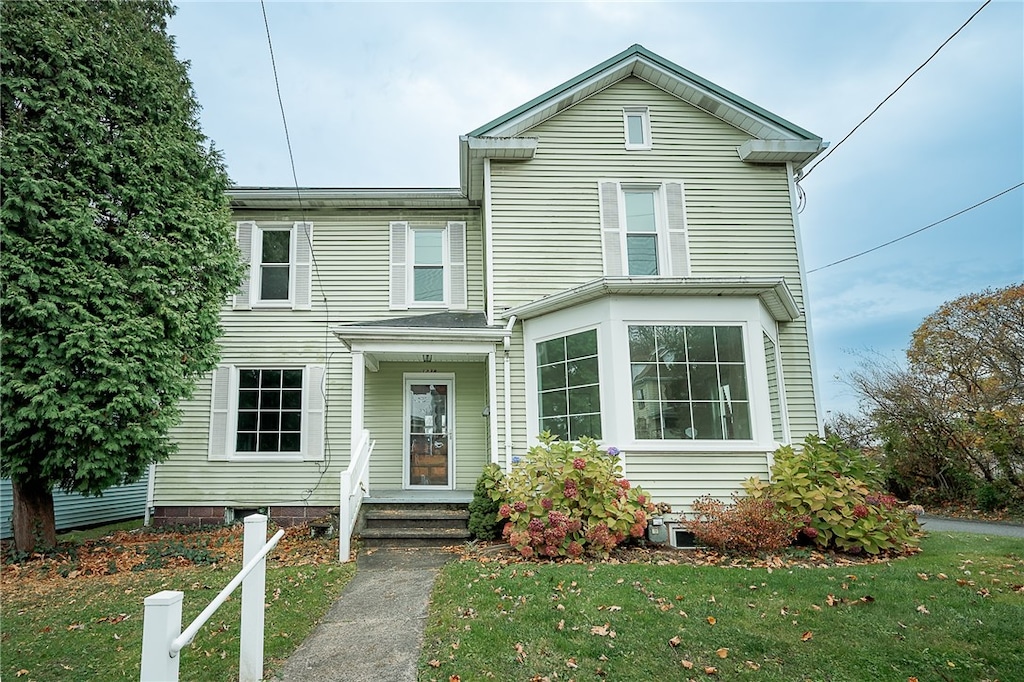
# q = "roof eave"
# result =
<box><xmin>502</xmin><ymin>277</ymin><xmax>802</xmax><ymax>322</ymax></box>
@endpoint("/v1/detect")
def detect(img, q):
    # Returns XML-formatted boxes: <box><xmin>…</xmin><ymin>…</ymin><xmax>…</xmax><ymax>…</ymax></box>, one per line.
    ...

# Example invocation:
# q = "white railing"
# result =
<box><xmin>140</xmin><ymin>514</ymin><xmax>284</xmax><ymax>682</ymax></box>
<box><xmin>339</xmin><ymin>428</ymin><xmax>374</xmax><ymax>562</ymax></box>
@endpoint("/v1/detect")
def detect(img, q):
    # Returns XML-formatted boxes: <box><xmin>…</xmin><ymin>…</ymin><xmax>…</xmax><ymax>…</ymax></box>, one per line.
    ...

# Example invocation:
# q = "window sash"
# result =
<box><xmin>623</xmin><ymin>107</ymin><xmax>651</xmax><ymax>150</ymax></box>
<box><xmin>256</xmin><ymin>227</ymin><xmax>293</xmax><ymax>304</ymax></box>
<box><xmin>629</xmin><ymin>325</ymin><xmax>751</xmax><ymax>441</ymax></box>
<box><xmin>536</xmin><ymin>329</ymin><xmax>602</xmax><ymax>440</ymax></box>
<box><xmin>235</xmin><ymin>368</ymin><xmax>303</xmax><ymax>454</ymax></box>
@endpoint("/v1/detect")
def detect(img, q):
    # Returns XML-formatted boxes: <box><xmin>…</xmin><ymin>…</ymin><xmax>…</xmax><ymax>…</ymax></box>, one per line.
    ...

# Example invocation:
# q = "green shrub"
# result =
<box><xmin>745</xmin><ymin>435</ymin><xmax>920</xmax><ymax>555</ymax></box>
<box><xmin>468</xmin><ymin>463</ymin><xmax>505</xmax><ymax>540</ymax></box>
<box><xmin>490</xmin><ymin>434</ymin><xmax>657</xmax><ymax>559</ymax></box>
<box><xmin>683</xmin><ymin>495</ymin><xmax>796</xmax><ymax>554</ymax></box>
<box><xmin>975</xmin><ymin>479</ymin><xmax>1017</xmax><ymax>512</ymax></box>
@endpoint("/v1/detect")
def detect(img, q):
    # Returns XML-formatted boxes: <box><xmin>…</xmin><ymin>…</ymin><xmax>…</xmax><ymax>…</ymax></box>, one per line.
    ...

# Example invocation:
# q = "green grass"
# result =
<box><xmin>420</xmin><ymin>533</ymin><xmax>1024</xmax><ymax>681</ymax></box>
<box><xmin>2</xmin><ymin>531</ymin><xmax>355</xmax><ymax>681</ymax></box>
<box><xmin>56</xmin><ymin>518</ymin><xmax>144</xmax><ymax>544</ymax></box>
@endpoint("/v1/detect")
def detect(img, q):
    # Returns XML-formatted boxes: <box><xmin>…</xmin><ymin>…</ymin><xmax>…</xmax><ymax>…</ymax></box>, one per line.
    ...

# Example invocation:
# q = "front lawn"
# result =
<box><xmin>1</xmin><ymin>523</ymin><xmax>354</xmax><ymax>681</ymax></box>
<box><xmin>420</xmin><ymin>533</ymin><xmax>1024</xmax><ymax>681</ymax></box>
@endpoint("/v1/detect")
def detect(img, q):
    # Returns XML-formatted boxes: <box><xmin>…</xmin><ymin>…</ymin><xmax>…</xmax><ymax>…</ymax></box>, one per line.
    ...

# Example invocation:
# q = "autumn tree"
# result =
<box><xmin>1</xmin><ymin>1</ymin><xmax>243</xmax><ymax>551</ymax></box>
<box><xmin>838</xmin><ymin>284</ymin><xmax>1024</xmax><ymax>506</ymax></box>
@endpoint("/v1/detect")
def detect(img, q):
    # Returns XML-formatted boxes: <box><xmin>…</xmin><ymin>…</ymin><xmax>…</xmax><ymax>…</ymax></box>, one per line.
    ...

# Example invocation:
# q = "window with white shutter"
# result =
<box><xmin>389</xmin><ymin>220</ymin><xmax>467</xmax><ymax>310</ymax></box>
<box><xmin>234</xmin><ymin>221</ymin><xmax>313</xmax><ymax>310</ymax></box>
<box><xmin>598</xmin><ymin>181</ymin><xmax>689</xmax><ymax>278</ymax></box>
<box><xmin>208</xmin><ymin>364</ymin><xmax>325</xmax><ymax>462</ymax></box>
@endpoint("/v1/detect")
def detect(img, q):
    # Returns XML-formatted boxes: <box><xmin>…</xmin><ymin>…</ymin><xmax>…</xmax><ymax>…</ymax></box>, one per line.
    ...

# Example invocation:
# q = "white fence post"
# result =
<box><xmin>240</xmin><ymin>513</ymin><xmax>268</xmax><ymax>682</ymax></box>
<box><xmin>140</xmin><ymin>590</ymin><xmax>183</xmax><ymax>682</ymax></box>
<box><xmin>339</xmin><ymin>470</ymin><xmax>352</xmax><ymax>562</ymax></box>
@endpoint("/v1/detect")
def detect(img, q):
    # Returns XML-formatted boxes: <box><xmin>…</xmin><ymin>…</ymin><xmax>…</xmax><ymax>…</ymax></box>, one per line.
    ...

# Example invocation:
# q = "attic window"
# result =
<box><xmin>623</xmin><ymin>107</ymin><xmax>651</xmax><ymax>150</ymax></box>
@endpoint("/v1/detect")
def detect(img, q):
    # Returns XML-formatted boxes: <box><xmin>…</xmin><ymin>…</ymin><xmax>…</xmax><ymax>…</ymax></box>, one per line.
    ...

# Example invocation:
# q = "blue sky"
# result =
<box><xmin>167</xmin><ymin>1</ymin><xmax>1023</xmax><ymax>418</ymax></box>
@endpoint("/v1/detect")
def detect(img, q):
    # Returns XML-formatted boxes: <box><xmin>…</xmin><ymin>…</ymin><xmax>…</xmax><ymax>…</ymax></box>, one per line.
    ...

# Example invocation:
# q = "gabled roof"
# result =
<box><xmin>460</xmin><ymin>44</ymin><xmax>825</xmax><ymax>198</ymax></box>
<box><xmin>470</xmin><ymin>44</ymin><xmax>821</xmax><ymax>142</ymax></box>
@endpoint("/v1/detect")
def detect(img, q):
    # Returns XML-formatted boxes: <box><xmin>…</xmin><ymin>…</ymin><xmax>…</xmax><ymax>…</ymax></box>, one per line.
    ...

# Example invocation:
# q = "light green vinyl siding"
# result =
<box><xmin>155</xmin><ymin>209</ymin><xmax>485</xmax><ymax>506</ymax></box>
<box><xmin>488</xmin><ymin>76</ymin><xmax>819</xmax><ymax>454</ymax></box>
<box><xmin>624</xmin><ymin>450</ymin><xmax>771</xmax><ymax>513</ymax></box>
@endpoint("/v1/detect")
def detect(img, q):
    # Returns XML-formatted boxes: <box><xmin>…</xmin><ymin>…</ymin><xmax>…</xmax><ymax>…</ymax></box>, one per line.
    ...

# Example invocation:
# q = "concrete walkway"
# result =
<box><xmin>278</xmin><ymin>546</ymin><xmax>453</xmax><ymax>682</ymax></box>
<box><xmin>918</xmin><ymin>513</ymin><xmax>1024</xmax><ymax>538</ymax></box>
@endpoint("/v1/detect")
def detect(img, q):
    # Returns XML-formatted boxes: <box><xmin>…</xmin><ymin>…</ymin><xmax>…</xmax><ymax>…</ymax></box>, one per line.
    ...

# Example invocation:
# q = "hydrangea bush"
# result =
<box><xmin>488</xmin><ymin>433</ymin><xmax>656</xmax><ymax>559</ymax></box>
<box><xmin>744</xmin><ymin>435</ymin><xmax>920</xmax><ymax>555</ymax></box>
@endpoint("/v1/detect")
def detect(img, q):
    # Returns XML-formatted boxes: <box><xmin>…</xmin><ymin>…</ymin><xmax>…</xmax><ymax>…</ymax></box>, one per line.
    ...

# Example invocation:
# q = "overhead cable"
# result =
<box><xmin>807</xmin><ymin>182</ymin><xmax>1023</xmax><ymax>274</ymax></box>
<box><xmin>802</xmin><ymin>0</ymin><xmax>991</xmax><ymax>180</ymax></box>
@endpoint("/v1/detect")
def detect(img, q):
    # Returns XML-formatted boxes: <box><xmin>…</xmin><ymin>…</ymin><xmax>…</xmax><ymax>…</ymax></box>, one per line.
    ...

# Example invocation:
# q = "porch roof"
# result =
<box><xmin>333</xmin><ymin>312</ymin><xmax>510</xmax><ymax>364</ymax></box>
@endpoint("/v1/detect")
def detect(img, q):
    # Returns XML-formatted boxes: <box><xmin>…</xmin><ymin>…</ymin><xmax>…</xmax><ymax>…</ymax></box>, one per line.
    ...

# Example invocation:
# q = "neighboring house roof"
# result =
<box><xmin>460</xmin><ymin>43</ymin><xmax>826</xmax><ymax>199</ymax></box>
<box><xmin>502</xmin><ymin>276</ymin><xmax>802</xmax><ymax>322</ymax></box>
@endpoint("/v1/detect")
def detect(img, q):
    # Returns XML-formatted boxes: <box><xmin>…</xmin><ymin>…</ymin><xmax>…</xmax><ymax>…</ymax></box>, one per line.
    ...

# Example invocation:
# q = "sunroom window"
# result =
<box><xmin>629</xmin><ymin>325</ymin><xmax>751</xmax><ymax>440</ymax></box>
<box><xmin>537</xmin><ymin>329</ymin><xmax>602</xmax><ymax>440</ymax></box>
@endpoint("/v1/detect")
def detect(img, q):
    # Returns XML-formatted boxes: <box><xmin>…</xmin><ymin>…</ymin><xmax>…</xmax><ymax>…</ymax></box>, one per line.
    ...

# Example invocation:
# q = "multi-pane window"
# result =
<box><xmin>537</xmin><ymin>329</ymin><xmax>602</xmax><ymax>440</ymax></box>
<box><xmin>412</xmin><ymin>228</ymin><xmax>444</xmax><ymax>303</ymax></box>
<box><xmin>623</xmin><ymin>107</ymin><xmax>651</xmax><ymax>150</ymax></box>
<box><xmin>236</xmin><ymin>368</ymin><xmax>303</xmax><ymax>453</ymax></box>
<box><xmin>624</xmin><ymin>190</ymin><xmax>659</xmax><ymax>275</ymax></box>
<box><xmin>259</xmin><ymin>229</ymin><xmax>291</xmax><ymax>301</ymax></box>
<box><xmin>629</xmin><ymin>325</ymin><xmax>751</xmax><ymax>440</ymax></box>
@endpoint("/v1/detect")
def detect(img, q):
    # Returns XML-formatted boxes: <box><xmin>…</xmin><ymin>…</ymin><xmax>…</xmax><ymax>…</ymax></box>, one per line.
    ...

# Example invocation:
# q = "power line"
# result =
<box><xmin>807</xmin><ymin>182</ymin><xmax>1023</xmax><ymax>274</ymax></box>
<box><xmin>802</xmin><ymin>0</ymin><xmax>991</xmax><ymax>180</ymax></box>
<box><xmin>260</xmin><ymin>1</ymin><xmax>335</xmax><ymax>493</ymax></box>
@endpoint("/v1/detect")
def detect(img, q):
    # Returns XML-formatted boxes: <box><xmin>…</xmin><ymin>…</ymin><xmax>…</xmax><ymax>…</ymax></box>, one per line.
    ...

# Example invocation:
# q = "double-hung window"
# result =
<box><xmin>234</xmin><ymin>221</ymin><xmax>313</xmax><ymax>310</ymax></box>
<box><xmin>629</xmin><ymin>325</ymin><xmax>751</xmax><ymax>441</ymax></box>
<box><xmin>389</xmin><ymin>221</ymin><xmax>467</xmax><ymax>309</ymax></box>
<box><xmin>599</xmin><ymin>181</ymin><xmax>688</xmax><ymax>278</ymax></box>
<box><xmin>208</xmin><ymin>364</ymin><xmax>325</xmax><ymax>461</ymax></box>
<box><xmin>623</xmin><ymin>106</ymin><xmax>651</xmax><ymax>150</ymax></box>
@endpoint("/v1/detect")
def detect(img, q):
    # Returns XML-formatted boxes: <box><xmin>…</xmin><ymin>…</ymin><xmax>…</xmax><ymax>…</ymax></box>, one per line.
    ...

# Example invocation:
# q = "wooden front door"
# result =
<box><xmin>404</xmin><ymin>377</ymin><xmax>454</xmax><ymax>489</ymax></box>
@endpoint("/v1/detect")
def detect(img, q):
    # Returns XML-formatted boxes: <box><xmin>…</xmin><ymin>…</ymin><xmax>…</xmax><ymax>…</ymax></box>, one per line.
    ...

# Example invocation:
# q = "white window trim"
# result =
<box><xmin>390</xmin><ymin>221</ymin><xmax>467</xmax><ymax>311</ymax></box>
<box><xmin>623</xmin><ymin>106</ymin><xmax>652</xmax><ymax>150</ymax></box>
<box><xmin>620</xmin><ymin>184</ymin><xmax>668</xmax><ymax>277</ymax></box>
<box><xmin>234</xmin><ymin>221</ymin><xmax>313</xmax><ymax>311</ymax></box>
<box><xmin>523</xmin><ymin>296</ymin><xmax>777</xmax><ymax>453</ymax></box>
<box><xmin>409</xmin><ymin>225</ymin><xmax>450</xmax><ymax>308</ymax></box>
<box><xmin>253</xmin><ymin>225</ymin><xmax>297</xmax><ymax>309</ymax></box>
<box><xmin>209</xmin><ymin>364</ymin><xmax>325</xmax><ymax>462</ymax></box>
<box><xmin>532</xmin><ymin>326</ymin><xmax>604</xmax><ymax>442</ymax></box>
<box><xmin>599</xmin><ymin>180</ymin><xmax>689</xmax><ymax>279</ymax></box>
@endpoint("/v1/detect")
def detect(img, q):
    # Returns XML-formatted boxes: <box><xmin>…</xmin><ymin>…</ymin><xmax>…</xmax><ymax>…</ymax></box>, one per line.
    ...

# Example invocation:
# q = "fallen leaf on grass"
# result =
<box><xmin>704</xmin><ymin>666</ymin><xmax>718</xmax><ymax>675</ymax></box>
<box><xmin>557</xmin><ymin>619</ymin><xmax>564</xmax><ymax>631</ymax></box>
<box><xmin>591</xmin><ymin>623</ymin><xmax>615</xmax><ymax>637</ymax></box>
<box><xmin>449</xmin><ymin>676</ymin><xmax>461</xmax><ymax>682</ymax></box>
<box><xmin>514</xmin><ymin>642</ymin><xmax>526</xmax><ymax>662</ymax></box>
<box><xmin>917</xmin><ymin>573</ymin><xmax>929</xmax><ymax>581</ymax></box>
<box><xmin>16</xmin><ymin>670</ymin><xmax>29</xmax><ymax>678</ymax></box>
<box><xmin>429</xmin><ymin>659</ymin><xmax>441</xmax><ymax>668</ymax></box>
<box><xmin>566</xmin><ymin>657</ymin><xmax>578</xmax><ymax>669</ymax></box>
<box><xmin>746</xmin><ymin>660</ymin><xmax>761</xmax><ymax>670</ymax></box>
<box><xmin>706</xmin><ymin>616</ymin><xmax>716</xmax><ymax>625</ymax></box>
<box><xmin>716</xmin><ymin>648</ymin><xmax>729</xmax><ymax>658</ymax></box>
<box><xmin>669</xmin><ymin>636</ymin><xmax>682</xmax><ymax>647</ymax></box>
<box><xmin>916</xmin><ymin>605</ymin><xmax>930</xmax><ymax>615</ymax></box>
<box><xmin>801</xmin><ymin>631</ymin><xmax>813</xmax><ymax>641</ymax></box>
<box><xmin>681</xmin><ymin>659</ymin><xmax>694</xmax><ymax>669</ymax></box>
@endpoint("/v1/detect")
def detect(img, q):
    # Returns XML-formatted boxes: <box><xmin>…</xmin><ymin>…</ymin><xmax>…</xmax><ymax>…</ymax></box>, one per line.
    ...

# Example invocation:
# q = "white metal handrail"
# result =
<box><xmin>170</xmin><ymin>527</ymin><xmax>284</xmax><ymax>654</ymax></box>
<box><xmin>339</xmin><ymin>428</ymin><xmax>374</xmax><ymax>562</ymax></box>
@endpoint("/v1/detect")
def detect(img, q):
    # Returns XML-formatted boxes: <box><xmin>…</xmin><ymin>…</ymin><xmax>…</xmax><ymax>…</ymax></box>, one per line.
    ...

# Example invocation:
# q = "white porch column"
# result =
<box><xmin>350</xmin><ymin>350</ymin><xmax>365</xmax><ymax>459</ymax></box>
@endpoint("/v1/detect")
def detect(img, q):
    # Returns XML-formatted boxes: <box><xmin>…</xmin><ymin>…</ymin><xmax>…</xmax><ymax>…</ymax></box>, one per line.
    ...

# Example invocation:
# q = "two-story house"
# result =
<box><xmin>150</xmin><ymin>45</ymin><xmax>826</xmax><ymax>551</ymax></box>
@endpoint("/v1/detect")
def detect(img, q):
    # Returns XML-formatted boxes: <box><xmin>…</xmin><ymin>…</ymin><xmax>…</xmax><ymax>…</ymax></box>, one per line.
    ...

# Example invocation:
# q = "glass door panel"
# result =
<box><xmin>407</xmin><ymin>382</ymin><xmax>450</xmax><ymax>487</ymax></box>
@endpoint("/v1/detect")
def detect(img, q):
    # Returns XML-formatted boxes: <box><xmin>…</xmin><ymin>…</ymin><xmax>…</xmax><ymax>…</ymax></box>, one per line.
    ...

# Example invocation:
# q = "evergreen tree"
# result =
<box><xmin>1</xmin><ymin>0</ymin><xmax>244</xmax><ymax>551</ymax></box>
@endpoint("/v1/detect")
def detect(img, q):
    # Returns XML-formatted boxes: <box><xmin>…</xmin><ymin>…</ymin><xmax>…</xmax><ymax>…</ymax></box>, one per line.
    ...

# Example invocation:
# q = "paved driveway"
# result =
<box><xmin>918</xmin><ymin>514</ymin><xmax>1024</xmax><ymax>539</ymax></box>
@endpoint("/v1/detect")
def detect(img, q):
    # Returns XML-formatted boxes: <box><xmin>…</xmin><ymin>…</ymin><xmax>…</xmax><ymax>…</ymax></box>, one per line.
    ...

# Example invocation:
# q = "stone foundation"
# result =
<box><xmin>151</xmin><ymin>505</ymin><xmax>334</xmax><ymax>528</ymax></box>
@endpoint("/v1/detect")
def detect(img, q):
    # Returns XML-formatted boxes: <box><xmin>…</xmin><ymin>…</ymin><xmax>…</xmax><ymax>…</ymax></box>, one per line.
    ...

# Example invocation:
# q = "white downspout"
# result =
<box><xmin>144</xmin><ymin>462</ymin><xmax>156</xmax><ymax>526</ymax></box>
<box><xmin>503</xmin><ymin>315</ymin><xmax>517</xmax><ymax>470</ymax></box>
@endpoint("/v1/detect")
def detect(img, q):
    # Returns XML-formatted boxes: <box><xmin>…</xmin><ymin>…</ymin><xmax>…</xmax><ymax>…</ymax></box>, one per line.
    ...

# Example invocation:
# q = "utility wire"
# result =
<box><xmin>802</xmin><ymin>0</ymin><xmax>991</xmax><ymax>180</ymax></box>
<box><xmin>807</xmin><ymin>182</ymin><xmax>1023</xmax><ymax>274</ymax></box>
<box><xmin>260</xmin><ymin>1</ymin><xmax>334</xmax><ymax>496</ymax></box>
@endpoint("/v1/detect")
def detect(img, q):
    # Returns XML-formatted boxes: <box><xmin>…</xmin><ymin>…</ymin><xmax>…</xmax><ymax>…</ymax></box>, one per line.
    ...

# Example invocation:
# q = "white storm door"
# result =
<box><xmin>404</xmin><ymin>376</ymin><xmax>454</xmax><ymax>489</ymax></box>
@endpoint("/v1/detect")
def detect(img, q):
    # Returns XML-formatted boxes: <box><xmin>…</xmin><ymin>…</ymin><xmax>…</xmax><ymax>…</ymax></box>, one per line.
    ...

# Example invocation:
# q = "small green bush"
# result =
<box><xmin>745</xmin><ymin>434</ymin><xmax>920</xmax><ymax>555</ymax></box>
<box><xmin>468</xmin><ymin>463</ymin><xmax>505</xmax><ymax>540</ymax></box>
<box><xmin>975</xmin><ymin>479</ymin><xmax>1017</xmax><ymax>512</ymax></box>
<box><xmin>684</xmin><ymin>495</ymin><xmax>796</xmax><ymax>554</ymax></box>
<box><xmin>490</xmin><ymin>433</ymin><xmax>656</xmax><ymax>559</ymax></box>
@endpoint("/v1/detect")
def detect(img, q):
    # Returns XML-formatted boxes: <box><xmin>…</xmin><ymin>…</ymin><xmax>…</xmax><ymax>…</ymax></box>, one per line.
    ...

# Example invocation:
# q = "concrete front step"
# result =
<box><xmin>363</xmin><ymin>508</ymin><xmax>469</xmax><ymax>530</ymax></box>
<box><xmin>359</xmin><ymin>526</ymin><xmax>472</xmax><ymax>547</ymax></box>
